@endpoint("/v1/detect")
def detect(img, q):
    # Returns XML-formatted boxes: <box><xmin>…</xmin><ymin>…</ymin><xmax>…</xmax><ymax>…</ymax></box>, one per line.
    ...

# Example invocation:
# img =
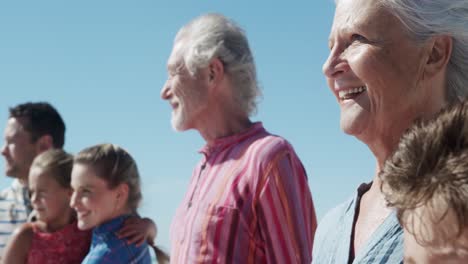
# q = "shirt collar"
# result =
<box><xmin>13</xmin><ymin>179</ymin><xmax>31</xmax><ymax>204</ymax></box>
<box><xmin>12</xmin><ymin>179</ymin><xmax>26</xmax><ymax>190</ymax></box>
<box><xmin>93</xmin><ymin>215</ymin><xmax>130</xmax><ymax>236</ymax></box>
<box><xmin>357</xmin><ymin>181</ymin><xmax>372</xmax><ymax>198</ymax></box>
<box><xmin>199</xmin><ymin>122</ymin><xmax>265</xmax><ymax>156</ymax></box>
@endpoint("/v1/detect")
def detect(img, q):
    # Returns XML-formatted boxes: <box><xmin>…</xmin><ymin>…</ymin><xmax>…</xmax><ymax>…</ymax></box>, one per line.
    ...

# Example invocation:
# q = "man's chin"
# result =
<box><xmin>171</xmin><ymin>119</ymin><xmax>190</xmax><ymax>132</ymax></box>
<box><xmin>4</xmin><ymin>168</ymin><xmax>17</xmax><ymax>178</ymax></box>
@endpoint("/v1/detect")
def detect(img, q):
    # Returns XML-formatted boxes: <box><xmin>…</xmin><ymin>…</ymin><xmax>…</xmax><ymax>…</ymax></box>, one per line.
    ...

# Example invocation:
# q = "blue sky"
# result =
<box><xmin>0</xmin><ymin>0</ymin><xmax>376</xmax><ymax>251</ymax></box>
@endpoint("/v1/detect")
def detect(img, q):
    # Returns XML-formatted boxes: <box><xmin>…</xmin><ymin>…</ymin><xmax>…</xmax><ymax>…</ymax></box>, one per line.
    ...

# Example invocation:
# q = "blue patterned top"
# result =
<box><xmin>312</xmin><ymin>183</ymin><xmax>403</xmax><ymax>264</ymax></box>
<box><xmin>82</xmin><ymin>215</ymin><xmax>152</xmax><ymax>264</ymax></box>
<box><xmin>0</xmin><ymin>180</ymin><xmax>31</xmax><ymax>257</ymax></box>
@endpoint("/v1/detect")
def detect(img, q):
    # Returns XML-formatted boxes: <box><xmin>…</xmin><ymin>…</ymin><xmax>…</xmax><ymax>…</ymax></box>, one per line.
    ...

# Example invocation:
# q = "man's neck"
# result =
<box><xmin>200</xmin><ymin>118</ymin><xmax>253</xmax><ymax>145</ymax></box>
<box><xmin>17</xmin><ymin>176</ymin><xmax>28</xmax><ymax>187</ymax></box>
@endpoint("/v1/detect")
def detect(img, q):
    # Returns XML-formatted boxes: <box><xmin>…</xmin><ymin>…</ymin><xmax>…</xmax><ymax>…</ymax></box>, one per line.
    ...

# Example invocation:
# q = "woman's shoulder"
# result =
<box><xmin>312</xmin><ymin>196</ymin><xmax>357</xmax><ymax>263</ymax></box>
<box><xmin>318</xmin><ymin>196</ymin><xmax>356</xmax><ymax>228</ymax></box>
<box><xmin>314</xmin><ymin>196</ymin><xmax>356</xmax><ymax>244</ymax></box>
<box><xmin>86</xmin><ymin>235</ymin><xmax>151</xmax><ymax>264</ymax></box>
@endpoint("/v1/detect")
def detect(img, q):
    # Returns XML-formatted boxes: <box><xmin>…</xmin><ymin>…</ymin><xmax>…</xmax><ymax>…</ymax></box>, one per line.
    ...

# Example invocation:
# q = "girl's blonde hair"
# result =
<box><xmin>31</xmin><ymin>149</ymin><xmax>73</xmax><ymax>189</ymax></box>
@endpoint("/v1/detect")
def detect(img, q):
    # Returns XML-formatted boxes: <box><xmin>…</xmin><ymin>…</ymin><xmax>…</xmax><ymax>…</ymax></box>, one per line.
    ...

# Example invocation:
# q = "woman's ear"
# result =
<box><xmin>424</xmin><ymin>35</ymin><xmax>452</xmax><ymax>78</ymax></box>
<box><xmin>115</xmin><ymin>183</ymin><xmax>129</xmax><ymax>208</ymax></box>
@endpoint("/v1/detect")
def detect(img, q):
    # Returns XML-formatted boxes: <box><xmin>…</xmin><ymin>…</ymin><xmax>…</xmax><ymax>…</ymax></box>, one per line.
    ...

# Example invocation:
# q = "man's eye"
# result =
<box><xmin>351</xmin><ymin>34</ymin><xmax>367</xmax><ymax>42</ymax></box>
<box><xmin>168</xmin><ymin>71</ymin><xmax>178</xmax><ymax>78</ymax></box>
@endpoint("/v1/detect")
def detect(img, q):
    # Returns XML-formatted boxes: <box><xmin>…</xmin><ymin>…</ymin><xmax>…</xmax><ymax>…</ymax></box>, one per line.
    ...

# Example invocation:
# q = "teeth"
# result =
<box><xmin>339</xmin><ymin>86</ymin><xmax>367</xmax><ymax>99</ymax></box>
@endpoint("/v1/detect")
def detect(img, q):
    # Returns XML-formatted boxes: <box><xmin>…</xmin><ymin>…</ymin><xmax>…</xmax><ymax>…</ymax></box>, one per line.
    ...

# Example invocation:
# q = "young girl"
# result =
<box><xmin>2</xmin><ymin>149</ymin><xmax>159</xmax><ymax>264</ymax></box>
<box><xmin>2</xmin><ymin>149</ymin><xmax>90</xmax><ymax>263</ymax></box>
<box><xmin>70</xmin><ymin>144</ymin><xmax>167</xmax><ymax>263</ymax></box>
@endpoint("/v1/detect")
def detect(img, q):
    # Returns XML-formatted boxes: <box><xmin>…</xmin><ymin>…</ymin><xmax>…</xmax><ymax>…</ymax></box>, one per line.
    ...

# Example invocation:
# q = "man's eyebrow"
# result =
<box><xmin>167</xmin><ymin>62</ymin><xmax>176</xmax><ymax>70</ymax></box>
<box><xmin>168</xmin><ymin>62</ymin><xmax>186</xmax><ymax>75</ymax></box>
<box><xmin>168</xmin><ymin>61</ymin><xmax>180</xmax><ymax>71</ymax></box>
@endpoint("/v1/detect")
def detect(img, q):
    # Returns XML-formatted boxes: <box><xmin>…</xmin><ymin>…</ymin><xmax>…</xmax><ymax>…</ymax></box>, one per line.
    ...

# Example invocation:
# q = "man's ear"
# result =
<box><xmin>35</xmin><ymin>135</ymin><xmax>53</xmax><ymax>153</ymax></box>
<box><xmin>424</xmin><ymin>35</ymin><xmax>452</xmax><ymax>78</ymax></box>
<box><xmin>208</xmin><ymin>57</ymin><xmax>225</xmax><ymax>85</ymax></box>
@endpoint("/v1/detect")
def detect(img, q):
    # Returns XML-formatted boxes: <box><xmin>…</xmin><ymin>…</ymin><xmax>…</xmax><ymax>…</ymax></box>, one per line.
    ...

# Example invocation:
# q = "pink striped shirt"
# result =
<box><xmin>170</xmin><ymin>122</ymin><xmax>317</xmax><ymax>263</ymax></box>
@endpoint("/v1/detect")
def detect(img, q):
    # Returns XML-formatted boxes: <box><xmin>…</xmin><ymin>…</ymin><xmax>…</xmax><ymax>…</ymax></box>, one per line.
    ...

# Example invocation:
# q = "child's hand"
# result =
<box><xmin>116</xmin><ymin>216</ymin><xmax>157</xmax><ymax>247</ymax></box>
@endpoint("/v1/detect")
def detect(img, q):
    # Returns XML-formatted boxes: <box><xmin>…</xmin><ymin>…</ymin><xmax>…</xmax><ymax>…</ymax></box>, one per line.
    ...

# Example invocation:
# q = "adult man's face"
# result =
<box><xmin>161</xmin><ymin>40</ymin><xmax>210</xmax><ymax>131</ymax></box>
<box><xmin>1</xmin><ymin>117</ymin><xmax>38</xmax><ymax>181</ymax></box>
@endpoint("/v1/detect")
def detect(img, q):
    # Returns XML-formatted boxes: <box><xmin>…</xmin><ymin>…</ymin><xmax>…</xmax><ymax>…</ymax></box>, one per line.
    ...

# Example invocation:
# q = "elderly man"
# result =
<box><xmin>0</xmin><ymin>102</ymin><xmax>65</xmax><ymax>255</ymax></box>
<box><xmin>161</xmin><ymin>13</ymin><xmax>316</xmax><ymax>263</ymax></box>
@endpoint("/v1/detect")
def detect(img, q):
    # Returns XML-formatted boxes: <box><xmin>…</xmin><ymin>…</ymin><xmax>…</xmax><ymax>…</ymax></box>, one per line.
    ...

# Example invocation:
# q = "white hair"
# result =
<box><xmin>175</xmin><ymin>13</ymin><xmax>261</xmax><ymax>116</ymax></box>
<box><xmin>378</xmin><ymin>0</ymin><xmax>468</xmax><ymax>103</ymax></box>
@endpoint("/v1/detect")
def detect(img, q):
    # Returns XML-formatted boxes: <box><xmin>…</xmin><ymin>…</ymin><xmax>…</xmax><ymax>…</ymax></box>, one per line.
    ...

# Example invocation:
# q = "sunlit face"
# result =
<box><xmin>29</xmin><ymin>166</ymin><xmax>72</xmax><ymax>225</ymax></box>
<box><xmin>403</xmin><ymin>209</ymin><xmax>468</xmax><ymax>263</ymax></box>
<box><xmin>70</xmin><ymin>164</ymin><xmax>121</xmax><ymax>230</ymax></box>
<box><xmin>160</xmin><ymin>40</ymin><xmax>210</xmax><ymax>131</ymax></box>
<box><xmin>1</xmin><ymin>118</ymin><xmax>38</xmax><ymax>180</ymax></box>
<box><xmin>323</xmin><ymin>0</ymin><xmax>434</xmax><ymax>144</ymax></box>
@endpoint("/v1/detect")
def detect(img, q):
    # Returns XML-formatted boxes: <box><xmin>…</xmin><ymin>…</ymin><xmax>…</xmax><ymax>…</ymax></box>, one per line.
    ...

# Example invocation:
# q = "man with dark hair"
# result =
<box><xmin>380</xmin><ymin>100</ymin><xmax>468</xmax><ymax>263</ymax></box>
<box><xmin>0</xmin><ymin>102</ymin><xmax>65</xmax><ymax>256</ymax></box>
<box><xmin>8</xmin><ymin>102</ymin><xmax>65</xmax><ymax>149</ymax></box>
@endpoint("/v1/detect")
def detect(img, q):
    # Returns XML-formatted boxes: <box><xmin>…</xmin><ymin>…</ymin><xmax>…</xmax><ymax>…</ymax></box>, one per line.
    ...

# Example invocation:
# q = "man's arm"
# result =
<box><xmin>257</xmin><ymin>150</ymin><xmax>317</xmax><ymax>263</ymax></box>
<box><xmin>117</xmin><ymin>216</ymin><xmax>157</xmax><ymax>246</ymax></box>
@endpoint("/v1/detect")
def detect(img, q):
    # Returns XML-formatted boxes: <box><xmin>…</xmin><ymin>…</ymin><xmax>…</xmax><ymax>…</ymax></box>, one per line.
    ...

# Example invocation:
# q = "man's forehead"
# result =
<box><xmin>4</xmin><ymin>117</ymin><xmax>27</xmax><ymax>135</ymax></box>
<box><xmin>167</xmin><ymin>40</ymin><xmax>186</xmax><ymax>68</ymax></box>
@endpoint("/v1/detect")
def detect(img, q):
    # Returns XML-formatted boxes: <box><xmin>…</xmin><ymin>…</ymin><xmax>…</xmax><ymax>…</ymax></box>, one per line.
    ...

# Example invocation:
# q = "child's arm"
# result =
<box><xmin>2</xmin><ymin>223</ymin><xmax>34</xmax><ymax>264</ymax></box>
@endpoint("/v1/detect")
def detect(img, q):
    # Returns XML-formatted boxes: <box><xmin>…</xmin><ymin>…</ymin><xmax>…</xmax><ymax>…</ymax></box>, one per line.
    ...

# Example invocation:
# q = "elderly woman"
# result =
<box><xmin>312</xmin><ymin>0</ymin><xmax>468</xmax><ymax>263</ymax></box>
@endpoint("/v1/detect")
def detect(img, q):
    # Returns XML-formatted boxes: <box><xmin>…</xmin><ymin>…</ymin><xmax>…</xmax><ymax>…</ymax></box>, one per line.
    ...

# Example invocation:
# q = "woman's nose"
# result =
<box><xmin>322</xmin><ymin>47</ymin><xmax>349</xmax><ymax>78</ymax></box>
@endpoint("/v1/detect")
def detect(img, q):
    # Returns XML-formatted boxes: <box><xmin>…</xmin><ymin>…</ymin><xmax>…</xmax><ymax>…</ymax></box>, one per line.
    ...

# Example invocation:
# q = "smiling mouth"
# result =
<box><xmin>77</xmin><ymin>211</ymin><xmax>90</xmax><ymax>219</ymax></box>
<box><xmin>339</xmin><ymin>86</ymin><xmax>367</xmax><ymax>100</ymax></box>
<box><xmin>170</xmin><ymin>102</ymin><xmax>179</xmax><ymax>110</ymax></box>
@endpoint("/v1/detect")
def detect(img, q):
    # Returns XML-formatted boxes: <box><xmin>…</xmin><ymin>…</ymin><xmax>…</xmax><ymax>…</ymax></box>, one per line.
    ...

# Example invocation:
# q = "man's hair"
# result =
<box><xmin>174</xmin><ymin>13</ymin><xmax>261</xmax><ymax>116</ymax></box>
<box><xmin>380</xmin><ymin>100</ymin><xmax>468</xmax><ymax>243</ymax></box>
<box><xmin>9</xmin><ymin>102</ymin><xmax>65</xmax><ymax>148</ymax></box>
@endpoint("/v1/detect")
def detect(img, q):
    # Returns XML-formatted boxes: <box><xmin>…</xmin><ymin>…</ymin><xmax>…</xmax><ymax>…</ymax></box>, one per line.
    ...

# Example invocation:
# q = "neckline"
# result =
<box><xmin>93</xmin><ymin>215</ymin><xmax>130</xmax><ymax>236</ymax></box>
<box><xmin>199</xmin><ymin>122</ymin><xmax>264</xmax><ymax>156</ymax></box>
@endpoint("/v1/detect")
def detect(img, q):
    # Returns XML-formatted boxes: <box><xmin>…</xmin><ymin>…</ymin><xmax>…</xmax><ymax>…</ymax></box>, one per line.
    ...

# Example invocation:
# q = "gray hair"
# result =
<box><xmin>175</xmin><ymin>13</ymin><xmax>261</xmax><ymax>116</ymax></box>
<box><xmin>378</xmin><ymin>0</ymin><xmax>468</xmax><ymax>103</ymax></box>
